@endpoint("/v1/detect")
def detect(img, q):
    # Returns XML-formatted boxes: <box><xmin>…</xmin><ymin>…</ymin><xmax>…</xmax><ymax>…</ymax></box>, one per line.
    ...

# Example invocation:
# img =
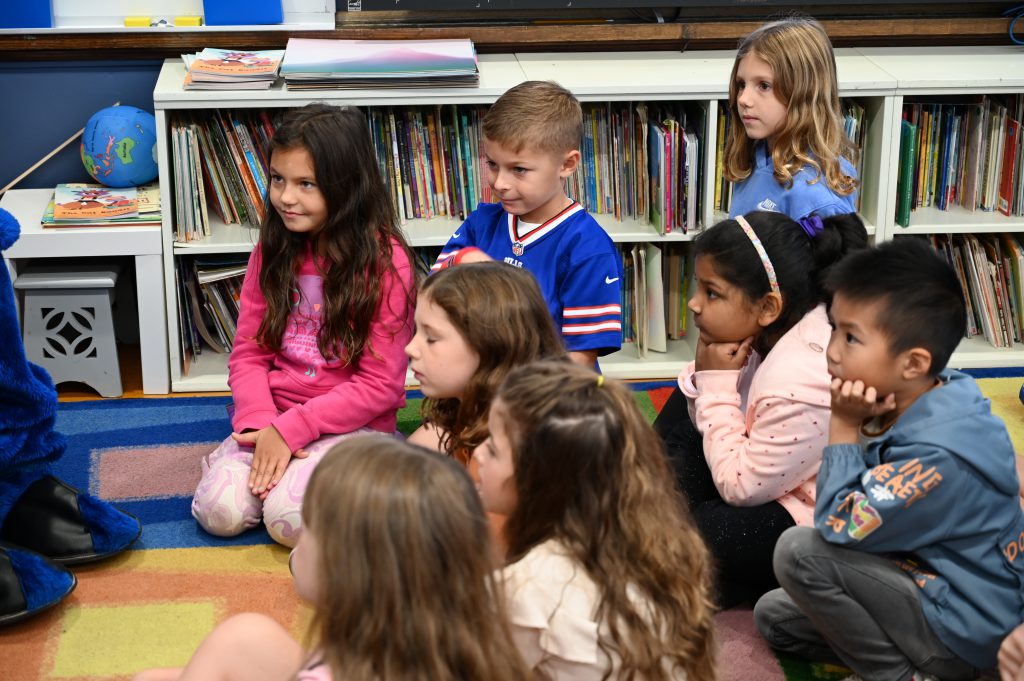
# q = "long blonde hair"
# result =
<box><xmin>420</xmin><ymin>263</ymin><xmax>565</xmax><ymax>463</ymax></box>
<box><xmin>723</xmin><ymin>17</ymin><xmax>857</xmax><ymax>197</ymax></box>
<box><xmin>301</xmin><ymin>435</ymin><xmax>532</xmax><ymax>681</ymax></box>
<box><xmin>496</xmin><ymin>361</ymin><xmax>718</xmax><ymax>681</ymax></box>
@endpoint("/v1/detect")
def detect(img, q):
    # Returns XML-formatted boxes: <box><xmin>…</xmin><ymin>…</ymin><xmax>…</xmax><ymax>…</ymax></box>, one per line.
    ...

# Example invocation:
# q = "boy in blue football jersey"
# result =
<box><xmin>433</xmin><ymin>80</ymin><xmax>623</xmax><ymax>367</ymax></box>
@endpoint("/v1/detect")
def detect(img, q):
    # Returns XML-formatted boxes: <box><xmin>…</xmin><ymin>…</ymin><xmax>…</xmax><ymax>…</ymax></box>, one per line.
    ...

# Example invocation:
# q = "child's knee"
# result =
<box><xmin>753</xmin><ymin>588</ymin><xmax>794</xmax><ymax>643</ymax></box>
<box><xmin>262</xmin><ymin>492</ymin><xmax>303</xmax><ymax>547</ymax></box>
<box><xmin>192</xmin><ymin>464</ymin><xmax>262</xmax><ymax>537</ymax></box>
<box><xmin>772</xmin><ymin>526</ymin><xmax>818</xmax><ymax>583</ymax></box>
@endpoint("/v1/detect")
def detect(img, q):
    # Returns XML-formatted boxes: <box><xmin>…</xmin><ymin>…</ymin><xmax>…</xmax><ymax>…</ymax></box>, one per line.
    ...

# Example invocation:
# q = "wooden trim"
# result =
<box><xmin>0</xmin><ymin>16</ymin><xmax>1011</xmax><ymax>59</ymax></box>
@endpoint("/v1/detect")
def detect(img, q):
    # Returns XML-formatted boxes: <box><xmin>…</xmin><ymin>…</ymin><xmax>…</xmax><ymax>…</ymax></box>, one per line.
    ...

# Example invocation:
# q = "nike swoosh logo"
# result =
<box><xmin>605</xmin><ymin>276</ymin><xmax>619</xmax><ymax>284</ymax></box>
<box><xmin>452</xmin><ymin>232</ymin><xmax>461</xmax><ymax>238</ymax></box>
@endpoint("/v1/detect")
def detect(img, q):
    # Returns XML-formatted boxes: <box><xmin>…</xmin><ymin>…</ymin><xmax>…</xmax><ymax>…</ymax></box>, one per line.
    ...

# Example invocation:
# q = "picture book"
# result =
<box><xmin>281</xmin><ymin>38</ymin><xmax>478</xmax><ymax>88</ymax></box>
<box><xmin>188</xmin><ymin>49</ymin><xmax>285</xmax><ymax>79</ymax></box>
<box><xmin>52</xmin><ymin>183</ymin><xmax>138</xmax><ymax>221</ymax></box>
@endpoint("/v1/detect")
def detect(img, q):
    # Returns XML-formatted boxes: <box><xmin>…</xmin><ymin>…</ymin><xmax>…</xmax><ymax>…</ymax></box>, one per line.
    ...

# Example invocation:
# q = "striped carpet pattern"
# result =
<box><xmin>3</xmin><ymin>378</ymin><xmax>1022</xmax><ymax>681</ymax></box>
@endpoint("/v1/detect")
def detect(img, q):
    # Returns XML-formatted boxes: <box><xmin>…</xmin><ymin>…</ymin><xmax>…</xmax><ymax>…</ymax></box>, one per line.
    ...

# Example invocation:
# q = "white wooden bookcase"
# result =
<box><xmin>150</xmin><ymin>46</ymin><xmax>1024</xmax><ymax>393</ymax></box>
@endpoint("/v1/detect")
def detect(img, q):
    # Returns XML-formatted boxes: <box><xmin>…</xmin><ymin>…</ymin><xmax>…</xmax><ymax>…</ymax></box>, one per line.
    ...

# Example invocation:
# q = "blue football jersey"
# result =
<box><xmin>433</xmin><ymin>201</ymin><xmax>623</xmax><ymax>355</ymax></box>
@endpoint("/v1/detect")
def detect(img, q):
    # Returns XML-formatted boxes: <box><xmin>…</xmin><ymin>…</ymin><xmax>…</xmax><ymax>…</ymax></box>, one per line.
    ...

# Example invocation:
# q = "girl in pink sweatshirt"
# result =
<box><xmin>191</xmin><ymin>104</ymin><xmax>416</xmax><ymax>547</ymax></box>
<box><xmin>668</xmin><ymin>210</ymin><xmax>866</xmax><ymax>607</ymax></box>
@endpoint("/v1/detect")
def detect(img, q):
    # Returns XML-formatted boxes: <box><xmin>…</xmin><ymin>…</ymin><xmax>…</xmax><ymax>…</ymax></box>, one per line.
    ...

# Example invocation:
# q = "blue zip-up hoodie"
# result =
<box><xmin>730</xmin><ymin>143</ymin><xmax>858</xmax><ymax>220</ymax></box>
<box><xmin>815</xmin><ymin>369</ymin><xmax>1024</xmax><ymax>668</ymax></box>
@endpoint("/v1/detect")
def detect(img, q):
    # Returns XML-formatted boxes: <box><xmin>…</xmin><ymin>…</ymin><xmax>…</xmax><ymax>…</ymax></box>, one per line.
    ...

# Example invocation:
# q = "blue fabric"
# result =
<box><xmin>76</xmin><ymin>491</ymin><xmax>141</xmax><ymax>556</ymax></box>
<box><xmin>730</xmin><ymin>143</ymin><xmax>859</xmax><ymax>220</ymax></box>
<box><xmin>436</xmin><ymin>202</ymin><xmax>624</xmax><ymax>355</ymax></box>
<box><xmin>5</xmin><ymin>545</ymin><xmax>74</xmax><ymax>612</ymax></box>
<box><xmin>0</xmin><ymin>207</ymin><xmax>64</xmax><ymax>524</ymax></box>
<box><xmin>814</xmin><ymin>369</ymin><xmax>1024</xmax><ymax>668</ymax></box>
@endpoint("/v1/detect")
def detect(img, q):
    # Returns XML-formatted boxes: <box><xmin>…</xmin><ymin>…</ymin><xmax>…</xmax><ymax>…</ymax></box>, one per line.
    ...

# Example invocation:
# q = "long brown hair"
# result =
<box><xmin>301</xmin><ymin>435</ymin><xmax>533</xmax><ymax>681</ymax></box>
<box><xmin>496</xmin><ymin>361</ymin><xmax>718</xmax><ymax>681</ymax></box>
<box><xmin>257</xmin><ymin>104</ymin><xmax>416</xmax><ymax>365</ymax></box>
<box><xmin>723</xmin><ymin>17</ymin><xmax>857</xmax><ymax>197</ymax></box>
<box><xmin>420</xmin><ymin>263</ymin><xmax>565</xmax><ymax>462</ymax></box>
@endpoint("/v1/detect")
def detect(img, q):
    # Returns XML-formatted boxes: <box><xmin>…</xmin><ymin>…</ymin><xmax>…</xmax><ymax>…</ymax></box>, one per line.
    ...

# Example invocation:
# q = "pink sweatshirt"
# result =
<box><xmin>228</xmin><ymin>238</ymin><xmax>415</xmax><ymax>452</ymax></box>
<box><xmin>680</xmin><ymin>304</ymin><xmax>832</xmax><ymax>526</ymax></box>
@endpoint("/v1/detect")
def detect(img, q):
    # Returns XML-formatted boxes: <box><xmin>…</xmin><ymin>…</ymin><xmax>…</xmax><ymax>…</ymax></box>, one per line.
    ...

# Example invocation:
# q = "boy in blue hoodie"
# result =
<box><xmin>754</xmin><ymin>237</ymin><xmax>1024</xmax><ymax>680</ymax></box>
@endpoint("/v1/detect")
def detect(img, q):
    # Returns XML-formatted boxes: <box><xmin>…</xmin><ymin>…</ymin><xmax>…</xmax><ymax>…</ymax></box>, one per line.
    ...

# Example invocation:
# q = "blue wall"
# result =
<box><xmin>0</xmin><ymin>60</ymin><xmax>162</xmax><ymax>190</ymax></box>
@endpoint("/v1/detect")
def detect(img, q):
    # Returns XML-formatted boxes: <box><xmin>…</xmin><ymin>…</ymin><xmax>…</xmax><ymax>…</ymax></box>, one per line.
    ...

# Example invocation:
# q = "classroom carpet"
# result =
<box><xmin>3</xmin><ymin>377</ymin><xmax>1023</xmax><ymax>681</ymax></box>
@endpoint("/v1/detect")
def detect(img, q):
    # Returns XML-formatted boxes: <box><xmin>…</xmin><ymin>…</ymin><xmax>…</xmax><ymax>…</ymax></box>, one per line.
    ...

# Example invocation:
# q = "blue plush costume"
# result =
<box><xmin>0</xmin><ymin>206</ymin><xmax>140</xmax><ymax>625</ymax></box>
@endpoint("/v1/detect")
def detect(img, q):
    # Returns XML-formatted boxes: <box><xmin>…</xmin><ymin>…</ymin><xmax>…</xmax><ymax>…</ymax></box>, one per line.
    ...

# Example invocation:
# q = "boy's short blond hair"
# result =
<box><xmin>482</xmin><ymin>80</ymin><xmax>582</xmax><ymax>155</ymax></box>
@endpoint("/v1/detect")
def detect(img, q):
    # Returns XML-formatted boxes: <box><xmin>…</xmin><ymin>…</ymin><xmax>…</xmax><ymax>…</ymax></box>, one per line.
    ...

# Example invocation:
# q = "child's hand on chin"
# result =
<box><xmin>695</xmin><ymin>336</ymin><xmax>753</xmax><ymax>373</ymax></box>
<box><xmin>829</xmin><ymin>377</ymin><xmax>896</xmax><ymax>437</ymax></box>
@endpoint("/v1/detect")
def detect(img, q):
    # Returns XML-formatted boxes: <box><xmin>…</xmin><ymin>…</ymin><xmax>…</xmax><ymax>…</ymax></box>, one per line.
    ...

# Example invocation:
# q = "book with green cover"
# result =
<box><xmin>896</xmin><ymin>119</ymin><xmax>918</xmax><ymax>227</ymax></box>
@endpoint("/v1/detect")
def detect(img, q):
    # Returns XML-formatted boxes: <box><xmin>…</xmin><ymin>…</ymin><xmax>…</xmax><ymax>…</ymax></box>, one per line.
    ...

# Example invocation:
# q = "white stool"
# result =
<box><xmin>14</xmin><ymin>265</ymin><xmax>123</xmax><ymax>398</ymax></box>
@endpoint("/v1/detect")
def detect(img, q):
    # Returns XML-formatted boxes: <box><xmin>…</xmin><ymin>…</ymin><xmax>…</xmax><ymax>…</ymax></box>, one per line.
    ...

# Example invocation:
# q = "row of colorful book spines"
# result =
<box><xmin>367</xmin><ymin>108</ymin><xmax>493</xmax><ymax>221</ymax></box>
<box><xmin>174</xmin><ymin>113</ymin><xmax>274</xmax><ymax>228</ymax></box>
<box><xmin>902</xmin><ymin>104</ymin><xmax>1024</xmax><ymax>215</ymax></box>
<box><xmin>929</xmin><ymin>233</ymin><xmax>1024</xmax><ymax>348</ymax></box>
<box><xmin>181</xmin><ymin>111</ymin><xmax>274</xmax><ymax>210</ymax></box>
<box><xmin>365</xmin><ymin>108</ymin><xmax>703</xmax><ymax>222</ymax></box>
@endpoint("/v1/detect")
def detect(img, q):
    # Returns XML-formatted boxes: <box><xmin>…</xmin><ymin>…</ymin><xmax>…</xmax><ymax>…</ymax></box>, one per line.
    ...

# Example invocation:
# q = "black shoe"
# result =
<box><xmin>1</xmin><ymin>476</ymin><xmax>141</xmax><ymax>565</ymax></box>
<box><xmin>0</xmin><ymin>543</ymin><xmax>76</xmax><ymax>626</ymax></box>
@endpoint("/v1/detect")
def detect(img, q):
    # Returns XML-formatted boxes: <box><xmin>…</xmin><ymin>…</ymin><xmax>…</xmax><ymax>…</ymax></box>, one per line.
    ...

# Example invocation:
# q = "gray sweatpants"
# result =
<box><xmin>753</xmin><ymin>526</ymin><xmax>979</xmax><ymax>681</ymax></box>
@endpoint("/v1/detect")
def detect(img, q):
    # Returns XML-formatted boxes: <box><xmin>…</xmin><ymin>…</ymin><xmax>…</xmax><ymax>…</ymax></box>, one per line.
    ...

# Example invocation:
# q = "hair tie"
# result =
<box><xmin>596</xmin><ymin>374</ymin><xmax>605</xmax><ymax>388</ymax></box>
<box><xmin>736</xmin><ymin>215</ymin><xmax>780</xmax><ymax>294</ymax></box>
<box><xmin>799</xmin><ymin>215</ymin><xmax>824</xmax><ymax>238</ymax></box>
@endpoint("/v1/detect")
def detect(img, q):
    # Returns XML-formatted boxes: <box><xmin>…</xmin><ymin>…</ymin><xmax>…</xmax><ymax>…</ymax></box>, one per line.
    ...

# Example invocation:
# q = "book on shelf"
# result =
<box><xmin>895</xmin><ymin>119</ymin><xmax>918</xmax><ymax>227</ymax></box>
<box><xmin>176</xmin><ymin>256</ymin><xmax>249</xmax><ymax>372</ymax></box>
<box><xmin>280</xmin><ymin>38</ymin><xmax>479</xmax><ymax>90</ymax></box>
<box><xmin>929</xmin><ymin>232</ymin><xmax>1024</xmax><ymax>350</ymax></box>
<box><xmin>43</xmin><ymin>183</ymin><xmax>161</xmax><ymax>228</ymax></box>
<box><xmin>618</xmin><ymin>242</ymin><xmax>685</xmax><ymax>357</ymax></box>
<box><xmin>899</xmin><ymin>97</ymin><xmax>1024</xmax><ymax>222</ymax></box>
<box><xmin>182</xmin><ymin>49</ymin><xmax>285</xmax><ymax>90</ymax></box>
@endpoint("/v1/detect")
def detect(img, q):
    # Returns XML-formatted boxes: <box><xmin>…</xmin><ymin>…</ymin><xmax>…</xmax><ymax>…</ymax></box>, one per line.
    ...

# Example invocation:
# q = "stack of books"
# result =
<box><xmin>931</xmin><ymin>233</ymin><xmax>1024</xmax><ymax>349</ymax></box>
<box><xmin>280</xmin><ymin>38</ymin><xmax>479</xmax><ymax>90</ymax></box>
<box><xmin>182</xmin><ymin>48</ymin><xmax>285</xmax><ymax>90</ymax></box>
<box><xmin>176</xmin><ymin>255</ymin><xmax>249</xmax><ymax>372</ymax></box>
<box><xmin>43</xmin><ymin>183</ymin><xmax>161</xmax><ymax>228</ymax></box>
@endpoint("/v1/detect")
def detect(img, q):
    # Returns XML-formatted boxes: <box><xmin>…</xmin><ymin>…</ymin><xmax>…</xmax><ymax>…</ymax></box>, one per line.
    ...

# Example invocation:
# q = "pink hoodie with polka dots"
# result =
<box><xmin>679</xmin><ymin>304</ymin><xmax>832</xmax><ymax>526</ymax></box>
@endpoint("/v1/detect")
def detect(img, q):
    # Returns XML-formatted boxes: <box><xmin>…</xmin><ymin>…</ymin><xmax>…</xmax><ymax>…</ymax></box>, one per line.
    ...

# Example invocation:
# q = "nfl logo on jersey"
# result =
<box><xmin>512</xmin><ymin>241</ymin><xmax>525</xmax><ymax>256</ymax></box>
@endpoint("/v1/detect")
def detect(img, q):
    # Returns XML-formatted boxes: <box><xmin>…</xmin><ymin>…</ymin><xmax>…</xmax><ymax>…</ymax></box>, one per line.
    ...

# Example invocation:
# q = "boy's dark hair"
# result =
<box><xmin>827</xmin><ymin>237</ymin><xmax>967</xmax><ymax>376</ymax></box>
<box><xmin>694</xmin><ymin>210</ymin><xmax>868</xmax><ymax>354</ymax></box>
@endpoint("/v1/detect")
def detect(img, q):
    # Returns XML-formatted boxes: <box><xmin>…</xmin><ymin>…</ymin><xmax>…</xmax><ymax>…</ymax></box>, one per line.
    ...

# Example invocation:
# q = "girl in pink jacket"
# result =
<box><xmin>668</xmin><ymin>210</ymin><xmax>866</xmax><ymax>608</ymax></box>
<box><xmin>191</xmin><ymin>104</ymin><xmax>416</xmax><ymax>547</ymax></box>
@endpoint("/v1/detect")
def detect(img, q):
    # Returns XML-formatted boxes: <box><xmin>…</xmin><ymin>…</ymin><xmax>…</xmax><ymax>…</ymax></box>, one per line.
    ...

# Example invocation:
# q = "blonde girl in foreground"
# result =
<box><xmin>136</xmin><ymin>436</ymin><xmax>532</xmax><ymax>681</ymax></box>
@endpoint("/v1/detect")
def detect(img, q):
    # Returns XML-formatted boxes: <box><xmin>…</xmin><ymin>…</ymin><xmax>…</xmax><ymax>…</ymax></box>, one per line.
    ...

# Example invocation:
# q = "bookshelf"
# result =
<box><xmin>154</xmin><ymin>47</ymin><xmax>1024</xmax><ymax>393</ymax></box>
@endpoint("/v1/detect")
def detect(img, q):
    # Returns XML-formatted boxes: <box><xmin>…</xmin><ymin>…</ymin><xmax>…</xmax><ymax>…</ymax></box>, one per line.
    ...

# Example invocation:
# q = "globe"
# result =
<box><xmin>80</xmin><ymin>105</ymin><xmax>159</xmax><ymax>188</ymax></box>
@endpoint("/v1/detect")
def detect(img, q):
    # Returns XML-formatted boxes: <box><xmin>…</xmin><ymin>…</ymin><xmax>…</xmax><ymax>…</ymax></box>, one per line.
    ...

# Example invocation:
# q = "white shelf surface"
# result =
<box><xmin>516</xmin><ymin>51</ymin><xmax>735</xmax><ymax>101</ymax></box>
<box><xmin>857</xmin><ymin>46</ymin><xmax>1024</xmax><ymax>94</ymax></box>
<box><xmin>154</xmin><ymin>55</ymin><xmax>529</xmax><ymax>109</ymax></box>
<box><xmin>948</xmin><ymin>335</ymin><xmax>1024</xmax><ymax>370</ymax></box>
<box><xmin>894</xmin><ymin>205</ymin><xmax>1024</xmax><ymax>234</ymax></box>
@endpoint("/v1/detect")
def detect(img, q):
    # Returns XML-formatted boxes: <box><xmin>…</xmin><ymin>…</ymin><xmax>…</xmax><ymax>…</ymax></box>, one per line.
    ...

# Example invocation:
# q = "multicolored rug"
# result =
<box><xmin>3</xmin><ymin>378</ymin><xmax>1022</xmax><ymax>681</ymax></box>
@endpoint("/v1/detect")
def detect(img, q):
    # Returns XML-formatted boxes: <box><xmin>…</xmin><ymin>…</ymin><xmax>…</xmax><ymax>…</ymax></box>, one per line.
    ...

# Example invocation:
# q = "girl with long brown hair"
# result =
<box><xmin>404</xmin><ymin>262</ymin><xmax>565</xmax><ymax>463</ymax></box>
<box><xmin>192</xmin><ymin>104</ymin><xmax>416</xmax><ymax>547</ymax></box>
<box><xmin>476</xmin><ymin>360</ymin><xmax>718</xmax><ymax>681</ymax></box>
<box><xmin>136</xmin><ymin>436</ymin><xmax>533</xmax><ymax>681</ymax></box>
